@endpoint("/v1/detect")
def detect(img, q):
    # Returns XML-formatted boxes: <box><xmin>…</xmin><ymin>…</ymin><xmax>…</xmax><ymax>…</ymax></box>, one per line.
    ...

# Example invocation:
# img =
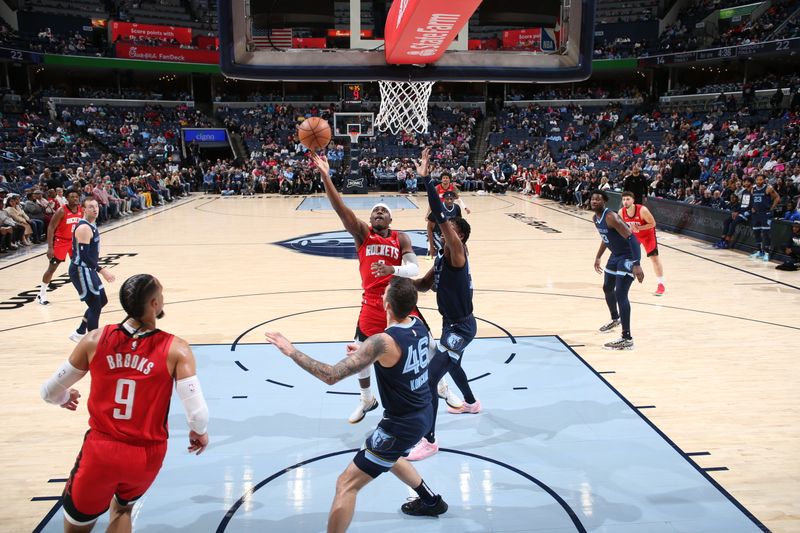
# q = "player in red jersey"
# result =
<box><xmin>40</xmin><ymin>274</ymin><xmax>209</xmax><ymax>532</ymax></box>
<box><xmin>38</xmin><ymin>188</ymin><xmax>83</xmax><ymax>305</ymax></box>
<box><xmin>310</xmin><ymin>152</ymin><xmax>420</xmax><ymax>424</ymax></box>
<box><xmin>619</xmin><ymin>191</ymin><xmax>665</xmax><ymax>296</ymax></box>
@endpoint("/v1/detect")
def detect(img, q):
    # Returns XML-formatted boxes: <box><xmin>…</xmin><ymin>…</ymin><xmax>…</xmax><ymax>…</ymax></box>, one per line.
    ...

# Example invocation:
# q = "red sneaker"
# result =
<box><xmin>654</xmin><ymin>283</ymin><xmax>665</xmax><ymax>296</ymax></box>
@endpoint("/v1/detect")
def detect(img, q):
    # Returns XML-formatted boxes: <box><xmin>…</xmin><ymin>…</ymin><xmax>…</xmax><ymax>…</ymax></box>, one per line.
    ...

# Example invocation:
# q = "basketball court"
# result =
<box><xmin>2</xmin><ymin>192</ymin><xmax>798</xmax><ymax>532</ymax></box>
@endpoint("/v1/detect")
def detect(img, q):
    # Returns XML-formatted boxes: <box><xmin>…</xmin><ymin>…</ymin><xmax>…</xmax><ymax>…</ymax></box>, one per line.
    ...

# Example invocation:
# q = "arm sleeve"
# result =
<box><xmin>393</xmin><ymin>252</ymin><xmax>419</xmax><ymax>278</ymax></box>
<box><xmin>627</xmin><ymin>234</ymin><xmax>642</xmax><ymax>263</ymax></box>
<box><xmin>425</xmin><ymin>178</ymin><xmax>446</xmax><ymax>223</ymax></box>
<box><xmin>40</xmin><ymin>360</ymin><xmax>87</xmax><ymax>405</ymax></box>
<box><xmin>176</xmin><ymin>375</ymin><xmax>209</xmax><ymax>434</ymax></box>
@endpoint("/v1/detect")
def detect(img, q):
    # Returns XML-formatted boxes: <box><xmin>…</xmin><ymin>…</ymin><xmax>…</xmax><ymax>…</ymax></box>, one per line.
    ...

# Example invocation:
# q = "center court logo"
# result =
<box><xmin>275</xmin><ymin>230</ymin><xmax>428</xmax><ymax>259</ymax></box>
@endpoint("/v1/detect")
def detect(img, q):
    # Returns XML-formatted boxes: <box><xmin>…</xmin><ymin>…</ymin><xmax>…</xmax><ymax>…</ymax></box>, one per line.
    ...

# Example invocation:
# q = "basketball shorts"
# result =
<box><xmin>356</xmin><ymin>295</ymin><xmax>421</xmax><ymax>341</ymax></box>
<box><xmin>438</xmin><ymin>314</ymin><xmax>477</xmax><ymax>362</ymax></box>
<box><xmin>69</xmin><ymin>265</ymin><xmax>106</xmax><ymax>303</ymax></box>
<box><xmin>751</xmin><ymin>212</ymin><xmax>772</xmax><ymax>231</ymax></box>
<box><xmin>51</xmin><ymin>237</ymin><xmax>72</xmax><ymax>264</ymax></box>
<box><xmin>354</xmin><ymin>405</ymin><xmax>433</xmax><ymax>478</ymax></box>
<box><xmin>62</xmin><ymin>431</ymin><xmax>167</xmax><ymax>526</ymax></box>
<box><xmin>604</xmin><ymin>254</ymin><xmax>636</xmax><ymax>278</ymax></box>
<box><xmin>636</xmin><ymin>232</ymin><xmax>658</xmax><ymax>256</ymax></box>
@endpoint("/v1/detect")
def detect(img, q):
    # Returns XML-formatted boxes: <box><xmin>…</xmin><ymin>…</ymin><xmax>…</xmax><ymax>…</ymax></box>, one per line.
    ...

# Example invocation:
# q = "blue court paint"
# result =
<box><xmin>34</xmin><ymin>337</ymin><xmax>766</xmax><ymax>532</ymax></box>
<box><xmin>297</xmin><ymin>195</ymin><xmax>418</xmax><ymax>211</ymax></box>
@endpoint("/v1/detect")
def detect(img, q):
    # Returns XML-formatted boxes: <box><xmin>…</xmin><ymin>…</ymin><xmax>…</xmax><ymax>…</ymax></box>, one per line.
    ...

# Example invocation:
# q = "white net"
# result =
<box><xmin>376</xmin><ymin>80</ymin><xmax>434</xmax><ymax>134</ymax></box>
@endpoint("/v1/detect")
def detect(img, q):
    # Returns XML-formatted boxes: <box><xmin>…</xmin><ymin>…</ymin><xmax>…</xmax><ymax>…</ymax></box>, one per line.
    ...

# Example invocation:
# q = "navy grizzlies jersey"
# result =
<box><xmin>751</xmin><ymin>185</ymin><xmax>770</xmax><ymax>214</ymax></box>
<box><xmin>433</xmin><ymin>251</ymin><xmax>473</xmax><ymax>320</ymax></box>
<box><xmin>71</xmin><ymin>219</ymin><xmax>100</xmax><ymax>268</ymax></box>
<box><xmin>377</xmin><ymin>318</ymin><xmax>433</xmax><ymax>416</ymax></box>
<box><xmin>594</xmin><ymin>208</ymin><xmax>635</xmax><ymax>257</ymax></box>
<box><xmin>739</xmin><ymin>189</ymin><xmax>752</xmax><ymax>211</ymax></box>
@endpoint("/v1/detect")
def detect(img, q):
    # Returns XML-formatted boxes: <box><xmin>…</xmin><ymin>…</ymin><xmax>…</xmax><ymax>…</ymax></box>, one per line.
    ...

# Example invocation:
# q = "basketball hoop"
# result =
<box><xmin>375</xmin><ymin>80</ymin><xmax>434</xmax><ymax>134</ymax></box>
<box><xmin>348</xmin><ymin>130</ymin><xmax>361</xmax><ymax>144</ymax></box>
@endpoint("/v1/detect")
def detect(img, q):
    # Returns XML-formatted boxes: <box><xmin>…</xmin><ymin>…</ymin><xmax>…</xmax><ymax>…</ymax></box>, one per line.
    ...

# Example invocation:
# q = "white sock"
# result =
<box><xmin>39</xmin><ymin>283</ymin><xmax>48</xmax><ymax>298</ymax></box>
<box><xmin>360</xmin><ymin>387</ymin><xmax>372</xmax><ymax>400</ymax></box>
<box><xmin>656</xmin><ymin>277</ymin><xmax>664</xmax><ymax>285</ymax></box>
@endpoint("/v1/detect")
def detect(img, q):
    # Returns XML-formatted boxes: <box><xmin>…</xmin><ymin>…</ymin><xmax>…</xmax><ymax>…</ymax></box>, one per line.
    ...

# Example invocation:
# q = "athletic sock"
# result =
<box><xmin>413</xmin><ymin>480</ymin><xmax>437</xmax><ymax>505</ymax></box>
<box><xmin>622</xmin><ymin>331</ymin><xmax>632</xmax><ymax>340</ymax></box>
<box><xmin>656</xmin><ymin>276</ymin><xmax>664</xmax><ymax>284</ymax></box>
<box><xmin>360</xmin><ymin>387</ymin><xmax>373</xmax><ymax>401</ymax></box>
<box><xmin>39</xmin><ymin>283</ymin><xmax>48</xmax><ymax>298</ymax></box>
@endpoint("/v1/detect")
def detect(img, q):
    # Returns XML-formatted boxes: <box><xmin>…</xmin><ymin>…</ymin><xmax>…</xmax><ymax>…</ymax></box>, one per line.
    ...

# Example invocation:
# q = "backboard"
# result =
<box><xmin>333</xmin><ymin>112</ymin><xmax>374</xmax><ymax>143</ymax></box>
<box><xmin>218</xmin><ymin>0</ymin><xmax>595</xmax><ymax>83</ymax></box>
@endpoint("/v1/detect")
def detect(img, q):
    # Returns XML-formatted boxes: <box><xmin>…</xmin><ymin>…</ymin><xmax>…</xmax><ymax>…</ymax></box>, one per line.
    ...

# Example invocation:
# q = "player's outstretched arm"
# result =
<box><xmin>308</xmin><ymin>151</ymin><xmax>370</xmax><ymax>246</ymax></box>
<box><xmin>171</xmin><ymin>337</ymin><xmax>209</xmax><ymax>455</ymax></box>
<box><xmin>266</xmin><ymin>331</ymin><xmax>389</xmax><ymax>386</ymax></box>
<box><xmin>40</xmin><ymin>329</ymin><xmax>98</xmax><ymax>410</ymax></box>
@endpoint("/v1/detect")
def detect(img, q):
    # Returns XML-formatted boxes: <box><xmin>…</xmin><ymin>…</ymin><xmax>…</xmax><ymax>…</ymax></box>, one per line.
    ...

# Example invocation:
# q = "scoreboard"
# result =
<box><xmin>343</xmin><ymin>83</ymin><xmax>363</xmax><ymax>103</ymax></box>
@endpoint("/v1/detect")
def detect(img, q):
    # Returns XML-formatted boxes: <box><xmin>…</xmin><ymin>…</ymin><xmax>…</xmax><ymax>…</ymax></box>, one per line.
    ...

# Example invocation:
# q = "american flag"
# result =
<box><xmin>252</xmin><ymin>26</ymin><xmax>293</xmax><ymax>49</ymax></box>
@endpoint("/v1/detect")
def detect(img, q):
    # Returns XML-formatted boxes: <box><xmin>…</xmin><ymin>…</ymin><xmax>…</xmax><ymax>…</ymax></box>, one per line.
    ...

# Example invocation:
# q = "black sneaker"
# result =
<box><xmin>598</xmin><ymin>318</ymin><xmax>621</xmax><ymax>333</ymax></box>
<box><xmin>603</xmin><ymin>337</ymin><xmax>634</xmax><ymax>351</ymax></box>
<box><xmin>401</xmin><ymin>495</ymin><xmax>448</xmax><ymax>517</ymax></box>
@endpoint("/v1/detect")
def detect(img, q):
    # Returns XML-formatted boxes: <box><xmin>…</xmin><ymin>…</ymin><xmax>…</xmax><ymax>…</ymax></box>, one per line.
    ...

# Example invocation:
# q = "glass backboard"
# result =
<box><xmin>218</xmin><ymin>0</ymin><xmax>595</xmax><ymax>83</ymax></box>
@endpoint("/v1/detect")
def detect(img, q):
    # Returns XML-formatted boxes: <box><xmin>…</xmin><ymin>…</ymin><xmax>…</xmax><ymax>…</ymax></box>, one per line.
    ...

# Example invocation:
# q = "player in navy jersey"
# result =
<box><xmin>748</xmin><ymin>173</ymin><xmax>780</xmax><ymax>261</ymax></box>
<box><xmin>591</xmin><ymin>190</ymin><xmax>644</xmax><ymax>350</ymax></box>
<box><xmin>68</xmin><ymin>197</ymin><xmax>115</xmax><ymax>343</ymax></box>
<box><xmin>407</xmin><ymin>148</ymin><xmax>480</xmax><ymax>462</ymax></box>
<box><xmin>265</xmin><ymin>277</ymin><xmax>448</xmax><ymax>532</ymax></box>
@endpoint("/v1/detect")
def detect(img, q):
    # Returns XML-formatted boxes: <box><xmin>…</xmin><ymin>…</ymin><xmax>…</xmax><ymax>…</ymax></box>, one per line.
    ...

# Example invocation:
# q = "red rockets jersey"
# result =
<box><xmin>54</xmin><ymin>204</ymin><xmax>83</xmax><ymax>242</ymax></box>
<box><xmin>435</xmin><ymin>182</ymin><xmax>456</xmax><ymax>200</ymax></box>
<box><xmin>620</xmin><ymin>204</ymin><xmax>656</xmax><ymax>240</ymax></box>
<box><xmin>358</xmin><ymin>229</ymin><xmax>403</xmax><ymax>298</ymax></box>
<box><xmin>88</xmin><ymin>324</ymin><xmax>175</xmax><ymax>444</ymax></box>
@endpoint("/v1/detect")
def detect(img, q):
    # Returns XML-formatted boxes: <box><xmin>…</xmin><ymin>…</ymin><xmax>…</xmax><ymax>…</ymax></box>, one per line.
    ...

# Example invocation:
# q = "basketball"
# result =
<box><xmin>297</xmin><ymin>117</ymin><xmax>332</xmax><ymax>151</ymax></box>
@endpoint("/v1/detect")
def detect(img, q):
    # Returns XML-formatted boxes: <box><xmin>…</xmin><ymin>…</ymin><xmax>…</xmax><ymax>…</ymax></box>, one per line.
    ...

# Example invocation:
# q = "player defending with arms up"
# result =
<box><xmin>40</xmin><ymin>274</ymin><xmax>209</xmax><ymax>532</ymax></box>
<box><xmin>309</xmin><ymin>152</ymin><xmax>420</xmax><ymax>424</ymax></box>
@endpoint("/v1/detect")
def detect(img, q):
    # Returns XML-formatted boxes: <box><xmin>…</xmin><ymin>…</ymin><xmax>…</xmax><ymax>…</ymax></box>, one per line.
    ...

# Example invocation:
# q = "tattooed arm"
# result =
<box><xmin>265</xmin><ymin>331</ymin><xmax>389</xmax><ymax>386</ymax></box>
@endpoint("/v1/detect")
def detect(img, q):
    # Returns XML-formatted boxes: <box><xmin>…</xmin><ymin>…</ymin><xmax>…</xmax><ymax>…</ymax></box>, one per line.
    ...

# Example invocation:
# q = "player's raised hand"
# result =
<box><xmin>309</xmin><ymin>152</ymin><xmax>330</xmax><ymax>176</ymax></box>
<box><xmin>188</xmin><ymin>430</ymin><xmax>208</xmax><ymax>455</ymax></box>
<box><xmin>265</xmin><ymin>331</ymin><xmax>295</xmax><ymax>356</ymax></box>
<box><xmin>413</xmin><ymin>147</ymin><xmax>430</xmax><ymax>177</ymax></box>
<box><xmin>60</xmin><ymin>389</ymin><xmax>80</xmax><ymax>411</ymax></box>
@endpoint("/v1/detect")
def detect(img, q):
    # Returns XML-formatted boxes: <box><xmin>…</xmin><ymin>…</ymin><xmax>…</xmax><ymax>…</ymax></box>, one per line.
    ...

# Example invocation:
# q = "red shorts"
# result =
<box><xmin>357</xmin><ymin>298</ymin><xmax>388</xmax><ymax>339</ymax></box>
<box><xmin>356</xmin><ymin>295</ymin><xmax>421</xmax><ymax>340</ymax></box>
<box><xmin>636</xmin><ymin>231</ymin><xmax>658</xmax><ymax>255</ymax></box>
<box><xmin>62</xmin><ymin>431</ymin><xmax>167</xmax><ymax>525</ymax></box>
<box><xmin>52</xmin><ymin>237</ymin><xmax>72</xmax><ymax>263</ymax></box>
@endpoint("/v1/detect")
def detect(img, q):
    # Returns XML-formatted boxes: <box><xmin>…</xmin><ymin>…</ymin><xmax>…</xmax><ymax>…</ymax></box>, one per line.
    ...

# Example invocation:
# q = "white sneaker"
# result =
<box><xmin>37</xmin><ymin>294</ymin><xmax>49</xmax><ymax>305</ymax></box>
<box><xmin>348</xmin><ymin>395</ymin><xmax>378</xmax><ymax>424</ymax></box>
<box><xmin>437</xmin><ymin>380</ymin><xmax>463</xmax><ymax>410</ymax></box>
<box><xmin>68</xmin><ymin>331</ymin><xmax>85</xmax><ymax>343</ymax></box>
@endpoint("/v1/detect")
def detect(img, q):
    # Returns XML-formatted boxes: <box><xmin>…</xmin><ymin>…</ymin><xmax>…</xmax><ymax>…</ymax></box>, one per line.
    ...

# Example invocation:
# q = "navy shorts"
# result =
<box><xmin>69</xmin><ymin>265</ymin><xmax>106</xmax><ymax>303</ymax></box>
<box><xmin>354</xmin><ymin>406</ymin><xmax>433</xmax><ymax>478</ymax></box>
<box><xmin>438</xmin><ymin>314</ymin><xmax>477</xmax><ymax>361</ymax></box>
<box><xmin>751</xmin><ymin>212</ymin><xmax>772</xmax><ymax>231</ymax></box>
<box><xmin>604</xmin><ymin>254</ymin><xmax>637</xmax><ymax>278</ymax></box>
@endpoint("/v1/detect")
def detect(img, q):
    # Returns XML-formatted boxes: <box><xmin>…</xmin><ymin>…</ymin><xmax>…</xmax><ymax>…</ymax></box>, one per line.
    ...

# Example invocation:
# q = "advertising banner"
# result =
<box><xmin>115</xmin><ymin>43</ymin><xmax>218</xmax><ymax>64</ymax></box>
<box><xmin>111</xmin><ymin>21</ymin><xmax>192</xmax><ymax>44</ymax></box>
<box><xmin>502</xmin><ymin>28</ymin><xmax>556</xmax><ymax>51</ymax></box>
